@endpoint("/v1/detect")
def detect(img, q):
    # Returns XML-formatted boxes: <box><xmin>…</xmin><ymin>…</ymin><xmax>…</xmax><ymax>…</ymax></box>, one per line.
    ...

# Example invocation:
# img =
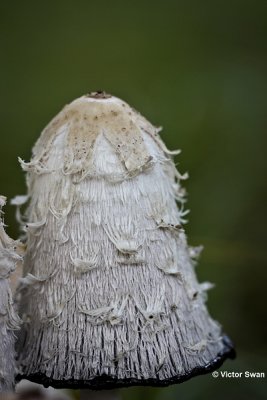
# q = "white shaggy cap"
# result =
<box><xmin>0</xmin><ymin>196</ymin><xmax>22</xmax><ymax>392</ymax></box>
<box><xmin>15</xmin><ymin>92</ymin><xmax>234</xmax><ymax>389</ymax></box>
<box><xmin>20</xmin><ymin>92</ymin><xmax>182</xmax><ymax>179</ymax></box>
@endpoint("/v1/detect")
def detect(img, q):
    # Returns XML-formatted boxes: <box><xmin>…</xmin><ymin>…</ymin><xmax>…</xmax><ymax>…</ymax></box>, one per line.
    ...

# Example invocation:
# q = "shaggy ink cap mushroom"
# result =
<box><xmin>15</xmin><ymin>93</ymin><xmax>235</xmax><ymax>389</ymax></box>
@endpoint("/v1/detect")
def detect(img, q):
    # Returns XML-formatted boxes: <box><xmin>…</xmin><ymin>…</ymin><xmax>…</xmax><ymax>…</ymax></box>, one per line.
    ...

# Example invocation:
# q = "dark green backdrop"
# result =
<box><xmin>0</xmin><ymin>1</ymin><xmax>266</xmax><ymax>399</ymax></box>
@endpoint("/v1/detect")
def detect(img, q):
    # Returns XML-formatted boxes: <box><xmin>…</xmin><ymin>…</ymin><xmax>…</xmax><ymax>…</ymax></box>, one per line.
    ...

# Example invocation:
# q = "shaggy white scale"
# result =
<box><xmin>0</xmin><ymin>196</ymin><xmax>23</xmax><ymax>391</ymax></box>
<box><xmin>14</xmin><ymin>92</ymin><xmax>235</xmax><ymax>389</ymax></box>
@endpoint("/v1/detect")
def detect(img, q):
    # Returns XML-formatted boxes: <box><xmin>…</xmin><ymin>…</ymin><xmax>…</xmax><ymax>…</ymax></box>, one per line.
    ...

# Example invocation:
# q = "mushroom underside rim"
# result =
<box><xmin>16</xmin><ymin>335</ymin><xmax>236</xmax><ymax>390</ymax></box>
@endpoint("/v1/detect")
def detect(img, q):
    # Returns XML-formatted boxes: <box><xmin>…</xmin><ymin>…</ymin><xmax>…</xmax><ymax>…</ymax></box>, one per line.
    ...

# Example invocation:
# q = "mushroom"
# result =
<box><xmin>0</xmin><ymin>196</ymin><xmax>23</xmax><ymax>392</ymax></box>
<box><xmin>15</xmin><ymin>92</ymin><xmax>235</xmax><ymax>389</ymax></box>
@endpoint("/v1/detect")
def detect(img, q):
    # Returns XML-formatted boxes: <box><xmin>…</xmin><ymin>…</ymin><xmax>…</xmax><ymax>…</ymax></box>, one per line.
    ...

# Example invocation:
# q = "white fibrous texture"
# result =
<box><xmin>16</xmin><ymin>94</ymin><xmax>229</xmax><ymax>386</ymax></box>
<box><xmin>0</xmin><ymin>196</ymin><xmax>22</xmax><ymax>392</ymax></box>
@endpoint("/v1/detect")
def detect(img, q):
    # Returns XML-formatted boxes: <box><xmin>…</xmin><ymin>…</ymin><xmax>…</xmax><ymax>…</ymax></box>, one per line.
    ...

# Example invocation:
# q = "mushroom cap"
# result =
<box><xmin>15</xmin><ymin>93</ymin><xmax>235</xmax><ymax>390</ymax></box>
<box><xmin>28</xmin><ymin>92</ymin><xmax>170</xmax><ymax>179</ymax></box>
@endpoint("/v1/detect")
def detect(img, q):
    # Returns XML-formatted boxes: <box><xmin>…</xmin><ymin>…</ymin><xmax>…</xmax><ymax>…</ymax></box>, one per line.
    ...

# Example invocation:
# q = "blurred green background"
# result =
<box><xmin>0</xmin><ymin>0</ymin><xmax>266</xmax><ymax>399</ymax></box>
